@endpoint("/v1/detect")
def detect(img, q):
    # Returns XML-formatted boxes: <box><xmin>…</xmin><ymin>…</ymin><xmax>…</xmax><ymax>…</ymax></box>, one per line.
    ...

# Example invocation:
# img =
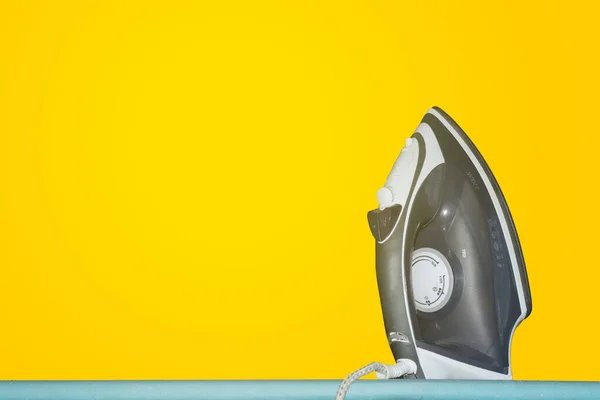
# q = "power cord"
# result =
<box><xmin>335</xmin><ymin>359</ymin><xmax>417</xmax><ymax>400</ymax></box>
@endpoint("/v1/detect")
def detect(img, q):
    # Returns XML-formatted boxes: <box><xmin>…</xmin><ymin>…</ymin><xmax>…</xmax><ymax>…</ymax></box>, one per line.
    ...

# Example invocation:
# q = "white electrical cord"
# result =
<box><xmin>335</xmin><ymin>359</ymin><xmax>417</xmax><ymax>400</ymax></box>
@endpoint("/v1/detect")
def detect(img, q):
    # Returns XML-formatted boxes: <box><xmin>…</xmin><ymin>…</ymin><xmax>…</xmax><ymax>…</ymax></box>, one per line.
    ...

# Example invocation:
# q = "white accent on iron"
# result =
<box><xmin>417</xmin><ymin>347</ymin><xmax>511</xmax><ymax>380</ymax></box>
<box><xmin>376</xmin><ymin>139</ymin><xmax>420</xmax><ymax>211</ymax></box>
<box><xmin>427</xmin><ymin>108</ymin><xmax>527</xmax><ymax>373</ymax></box>
<box><xmin>376</xmin><ymin>123</ymin><xmax>445</xmax><ymax>215</ymax></box>
<box><xmin>410</xmin><ymin>123</ymin><xmax>445</xmax><ymax>194</ymax></box>
<box><xmin>411</xmin><ymin>248</ymin><xmax>454</xmax><ymax>313</ymax></box>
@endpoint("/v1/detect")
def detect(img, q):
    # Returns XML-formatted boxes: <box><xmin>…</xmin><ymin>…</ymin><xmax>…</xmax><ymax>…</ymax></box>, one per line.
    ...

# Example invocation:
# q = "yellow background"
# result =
<box><xmin>0</xmin><ymin>0</ymin><xmax>598</xmax><ymax>381</ymax></box>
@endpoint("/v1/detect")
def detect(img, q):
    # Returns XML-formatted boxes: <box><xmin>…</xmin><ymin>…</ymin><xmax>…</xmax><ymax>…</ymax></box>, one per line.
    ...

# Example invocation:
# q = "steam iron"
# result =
<box><xmin>368</xmin><ymin>106</ymin><xmax>532</xmax><ymax>380</ymax></box>
<box><xmin>337</xmin><ymin>107</ymin><xmax>532</xmax><ymax>398</ymax></box>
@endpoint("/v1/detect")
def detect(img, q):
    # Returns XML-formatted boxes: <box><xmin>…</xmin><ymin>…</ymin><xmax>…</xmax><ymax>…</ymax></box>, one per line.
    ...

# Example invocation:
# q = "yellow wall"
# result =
<box><xmin>0</xmin><ymin>0</ymin><xmax>598</xmax><ymax>381</ymax></box>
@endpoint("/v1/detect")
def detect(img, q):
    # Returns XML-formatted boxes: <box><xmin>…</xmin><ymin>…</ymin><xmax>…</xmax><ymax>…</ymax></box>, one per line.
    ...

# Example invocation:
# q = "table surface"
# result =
<box><xmin>0</xmin><ymin>380</ymin><xmax>599</xmax><ymax>400</ymax></box>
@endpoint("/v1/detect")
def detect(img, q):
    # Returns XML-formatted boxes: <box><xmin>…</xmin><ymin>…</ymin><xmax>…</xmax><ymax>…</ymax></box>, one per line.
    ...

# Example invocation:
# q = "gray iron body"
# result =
<box><xmin>367</xmin><ymin>107</ymin><xmax>532</xmax><ymax>380</ymax></box>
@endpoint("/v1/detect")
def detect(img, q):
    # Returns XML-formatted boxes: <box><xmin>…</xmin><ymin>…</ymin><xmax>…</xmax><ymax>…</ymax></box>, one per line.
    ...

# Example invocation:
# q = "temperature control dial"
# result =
<box><xmin>411</xmin><ymin>248</ymin><xmax>454</xmax><ymax>313</ymax></box>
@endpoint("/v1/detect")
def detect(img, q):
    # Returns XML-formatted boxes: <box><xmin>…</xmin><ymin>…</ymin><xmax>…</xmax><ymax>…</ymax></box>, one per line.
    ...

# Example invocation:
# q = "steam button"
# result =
<box><xmin>377</xmin><ymin>187</ymin><xmax>394</xmax><ymax>208</ymax></box>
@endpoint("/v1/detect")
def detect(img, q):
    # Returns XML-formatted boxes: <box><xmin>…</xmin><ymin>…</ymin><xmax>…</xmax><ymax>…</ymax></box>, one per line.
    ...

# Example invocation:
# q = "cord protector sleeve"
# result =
<box><xmin>335</xmin><ymin>360</ymin><xmax>417</xmax><ymax>400</ymax></box>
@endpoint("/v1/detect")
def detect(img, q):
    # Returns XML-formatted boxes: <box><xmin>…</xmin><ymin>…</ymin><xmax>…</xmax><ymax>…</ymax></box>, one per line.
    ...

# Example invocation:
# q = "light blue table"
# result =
<box><xmin>0</xmin><ymin>380</ymin><xmax>598</xmax><ymax>400</ymax></box>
